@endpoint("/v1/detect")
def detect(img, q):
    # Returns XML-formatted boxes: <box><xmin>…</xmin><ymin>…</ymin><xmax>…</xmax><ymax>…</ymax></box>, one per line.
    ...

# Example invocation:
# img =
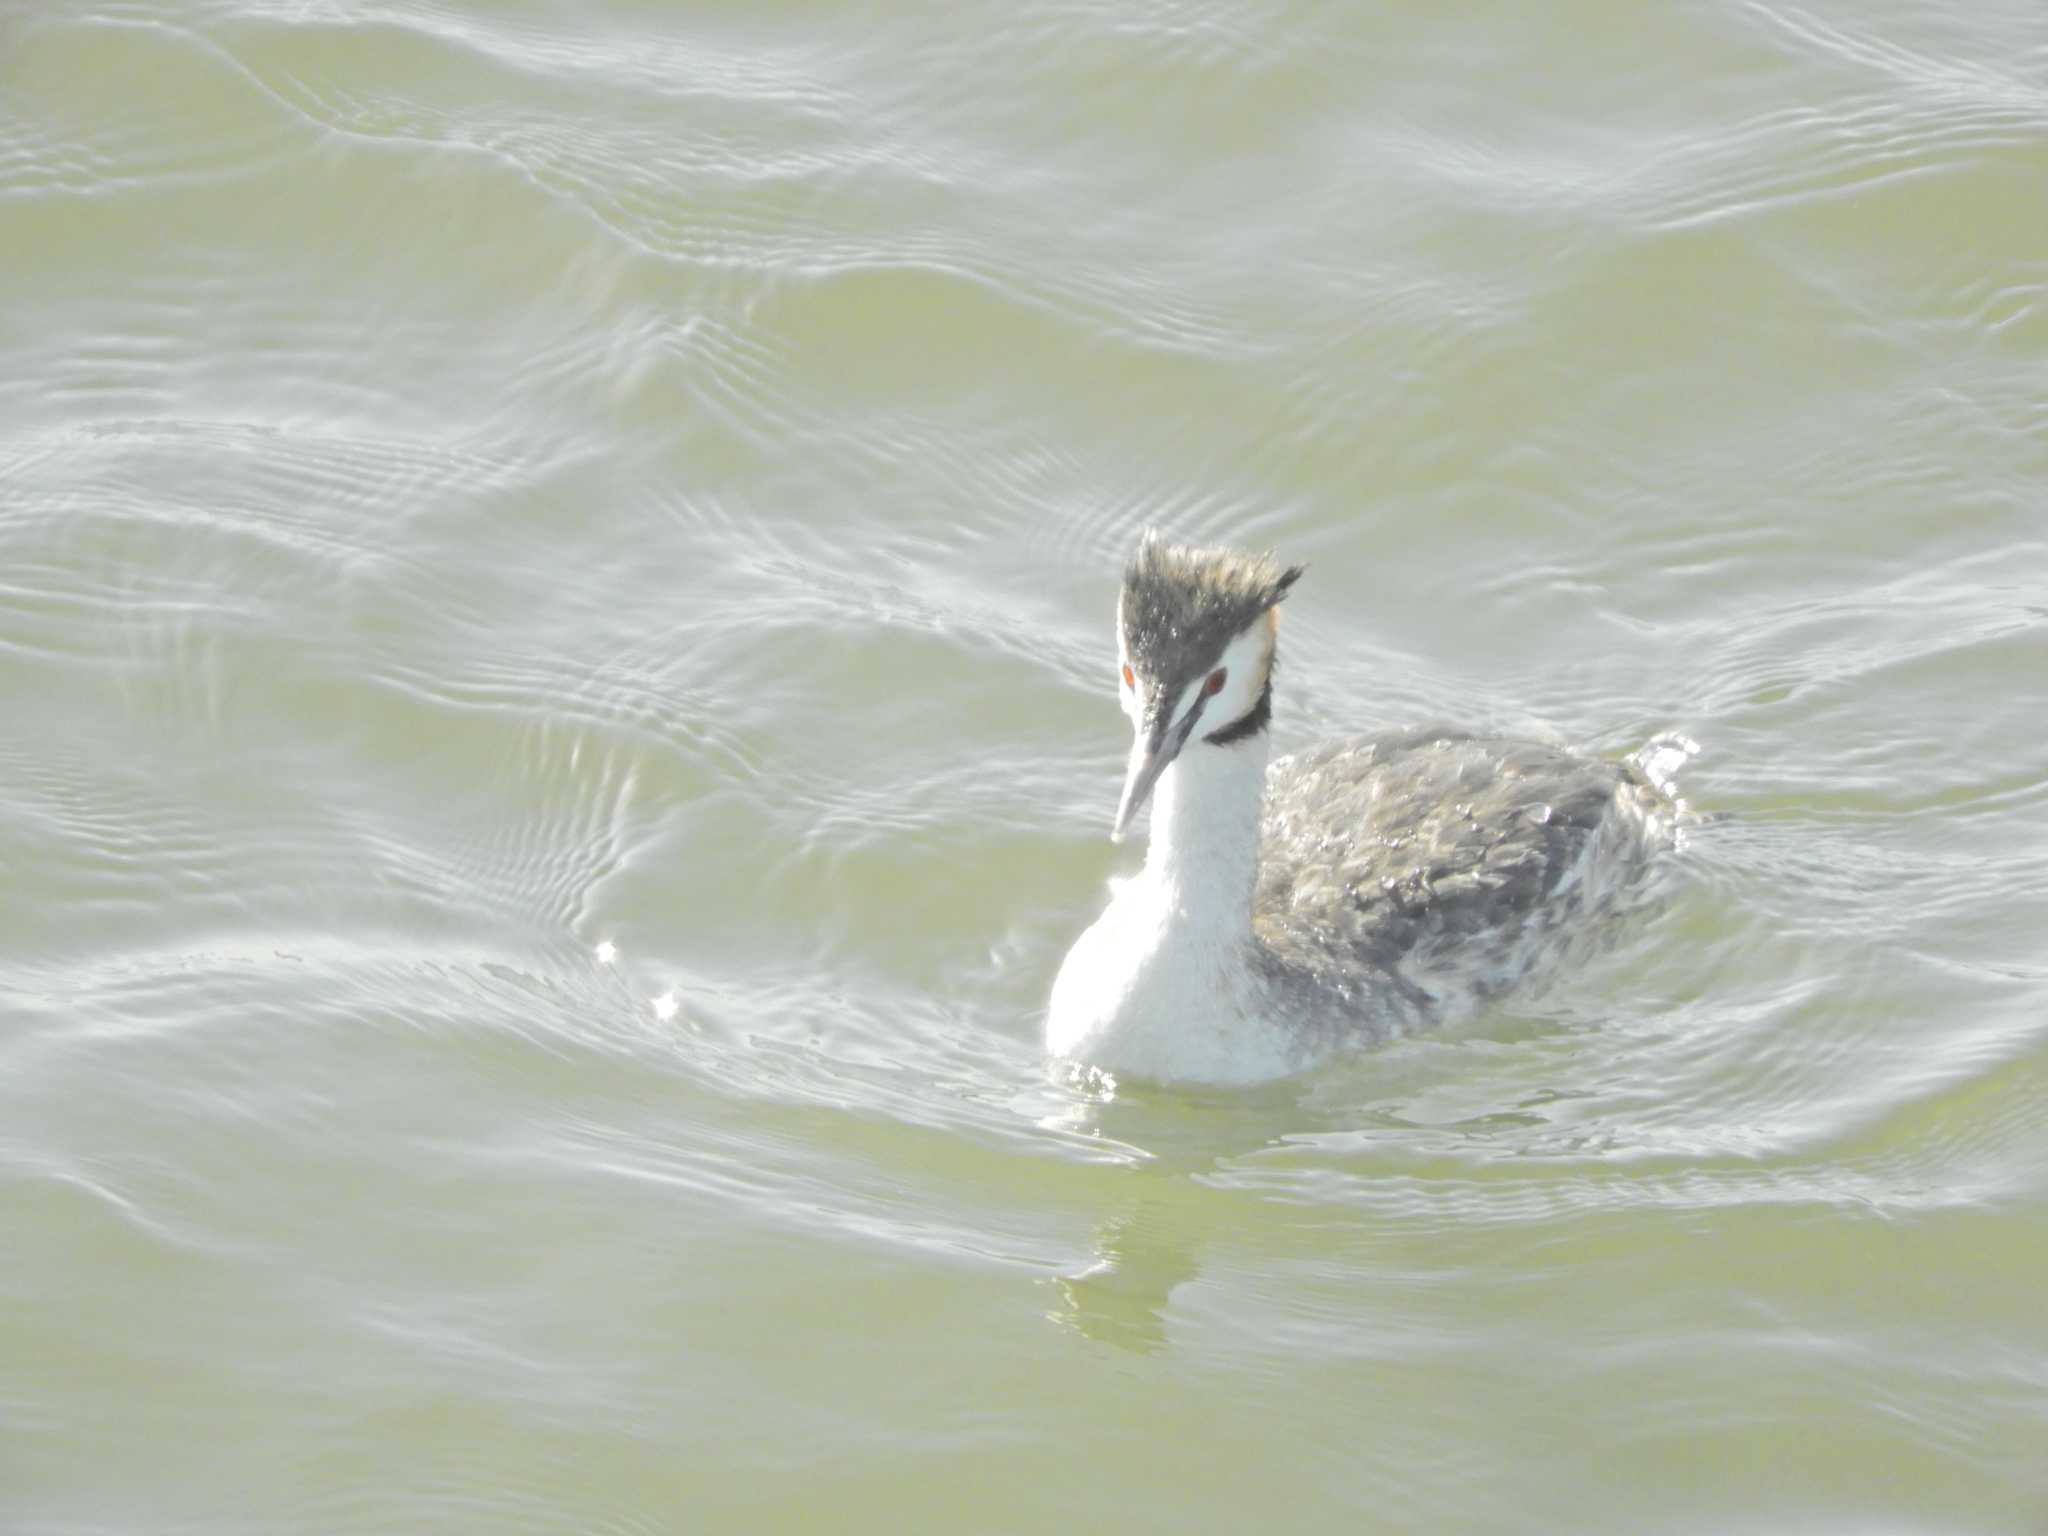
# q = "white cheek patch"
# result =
<box><xmin>1200</xmin><ymin>624</ymin><xmax>1277</xmax><ymax>728</ymax></box>
<box><xmin>1223</xmin><ymin>623</ymin><xmax>1274</xmax><ymax>682</ymax></box>
<box><xmin>1125</xmin><ymin>615</ymin><xmax>1277</xmax><ymax>734</ymax></box>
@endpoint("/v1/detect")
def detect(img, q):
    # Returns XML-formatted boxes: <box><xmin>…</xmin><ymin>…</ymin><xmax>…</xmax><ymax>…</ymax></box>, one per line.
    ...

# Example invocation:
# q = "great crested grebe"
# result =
<box><xmin>1048</xmin><ymin>533</ymin><xmax>1678</xmax><ymax>1085</ymax></box>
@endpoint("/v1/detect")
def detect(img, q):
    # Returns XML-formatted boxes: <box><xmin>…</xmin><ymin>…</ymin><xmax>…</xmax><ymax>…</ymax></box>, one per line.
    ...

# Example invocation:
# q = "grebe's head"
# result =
<box><xmin>1111</xmin><ymin>532</ymin><xmax>1304</xmax><ymax>841</ymax></box>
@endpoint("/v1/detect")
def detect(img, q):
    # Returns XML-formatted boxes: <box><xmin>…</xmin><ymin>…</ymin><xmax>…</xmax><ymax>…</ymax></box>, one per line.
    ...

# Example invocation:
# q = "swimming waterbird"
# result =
<box><xmin>1048</xmin><ymin>533</ymin><xmax>1680</xmax><ymax>1084</ymax></box>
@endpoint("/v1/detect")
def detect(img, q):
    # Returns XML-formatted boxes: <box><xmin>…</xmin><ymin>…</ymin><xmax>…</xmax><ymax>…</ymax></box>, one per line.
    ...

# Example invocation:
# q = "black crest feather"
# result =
<box><xmin>1119</xmin><ymin>533</ymin><xmax>1304</xmax><ymax>693</ymax></box>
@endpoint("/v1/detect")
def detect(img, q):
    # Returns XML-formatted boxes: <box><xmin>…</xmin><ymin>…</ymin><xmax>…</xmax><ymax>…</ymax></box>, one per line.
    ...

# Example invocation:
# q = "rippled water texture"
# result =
<box><xmin>4</xmin><ymin>1</ymin><xmax>2047</xmax><ymax>1530</ymax></box>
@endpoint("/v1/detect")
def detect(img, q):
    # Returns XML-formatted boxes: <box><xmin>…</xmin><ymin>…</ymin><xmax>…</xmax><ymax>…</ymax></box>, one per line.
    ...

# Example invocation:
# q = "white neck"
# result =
<box><xmin>1047</xmin><ymin>725</ymin><xmax>1294</xmax><ymax>1084</ymax></box>
<box><xmin>1144</xmin><ymin>732</ymin><xmax>1270</xmax><ymax>936</ymax></box>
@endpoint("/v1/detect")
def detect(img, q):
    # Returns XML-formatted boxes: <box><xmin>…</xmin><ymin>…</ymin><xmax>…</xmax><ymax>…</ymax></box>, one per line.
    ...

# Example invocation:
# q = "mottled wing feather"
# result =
<box><xmin>1254</xmin><ymin>727</ymin><xmax>1659</xmax><ymax>1007</ymax></box>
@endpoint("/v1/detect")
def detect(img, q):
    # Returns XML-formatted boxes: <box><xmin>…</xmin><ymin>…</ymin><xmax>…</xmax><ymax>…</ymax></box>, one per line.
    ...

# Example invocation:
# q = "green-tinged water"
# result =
<box><xmin>4</xmin><ymin>1</ymin><xmax>2046</xmax><ymax>1530</ymax></box>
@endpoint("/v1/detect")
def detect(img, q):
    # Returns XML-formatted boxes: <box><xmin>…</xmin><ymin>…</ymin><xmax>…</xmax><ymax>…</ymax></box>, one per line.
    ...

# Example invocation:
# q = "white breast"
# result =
<box><xmin>1047</xmin><ymin>871</ymin><xmax>1303</xmax><ymax>1085</ymax></box>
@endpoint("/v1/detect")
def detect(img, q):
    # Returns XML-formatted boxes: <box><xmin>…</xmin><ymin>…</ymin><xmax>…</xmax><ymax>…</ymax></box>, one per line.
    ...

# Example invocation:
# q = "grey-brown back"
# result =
<box><xmin>1252</xmin><ymin>726</ymin><xmax>1668</xmax><ymax>1029</ymax></box>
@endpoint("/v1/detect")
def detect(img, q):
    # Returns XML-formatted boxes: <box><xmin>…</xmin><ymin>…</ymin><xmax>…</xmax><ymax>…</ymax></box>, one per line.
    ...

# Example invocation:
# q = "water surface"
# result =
<box><xmin>4</xmin><ymin>0</ymin><xmax>2047</xmax><ymax>1530</ymax></box>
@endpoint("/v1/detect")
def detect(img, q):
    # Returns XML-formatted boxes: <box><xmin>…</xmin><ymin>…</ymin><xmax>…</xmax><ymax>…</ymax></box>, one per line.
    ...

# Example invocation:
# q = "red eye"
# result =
<box><xmin>1121</xmin><ymin>664</ymin><xmax>1135</xmax><ymax>690</ymax></box>
<box><xmin>1205</xmin><ymin>667</ymin><xmax>1227</xmax><ymax>696</ymax></box>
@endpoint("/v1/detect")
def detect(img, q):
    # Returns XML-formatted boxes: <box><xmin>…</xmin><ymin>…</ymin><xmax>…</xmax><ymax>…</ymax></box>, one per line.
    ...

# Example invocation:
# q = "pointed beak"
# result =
<box><xmin>1110</xmin><ymin>697</ymin><xmax>1200</xmax><ymax>843</ymax></box>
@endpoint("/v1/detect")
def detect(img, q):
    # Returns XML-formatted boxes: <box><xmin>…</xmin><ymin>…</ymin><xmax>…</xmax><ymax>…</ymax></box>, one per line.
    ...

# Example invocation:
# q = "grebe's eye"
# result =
<box><xmin>1121</xmin><ymin>664</ymin><xmax>1135</xmax><ymax>690</ymax></box>
<box><xmin>1205</xmin><ymin>667</ymin><xmax>1227</xmax><ymax>696</ymax></box>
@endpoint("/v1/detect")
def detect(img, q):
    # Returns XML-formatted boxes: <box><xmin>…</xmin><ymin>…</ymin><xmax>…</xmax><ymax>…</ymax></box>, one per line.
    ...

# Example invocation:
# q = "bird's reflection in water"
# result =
<box><xmin>1039</xmin><ymin>1080</ymin><xmax>1299</xmax><ymax>1354</ymax></box>
<box><xmin>1049</xmin><ymin>1192</ymin><xmax>1204</xmax><ymax>1354</ymax></box>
